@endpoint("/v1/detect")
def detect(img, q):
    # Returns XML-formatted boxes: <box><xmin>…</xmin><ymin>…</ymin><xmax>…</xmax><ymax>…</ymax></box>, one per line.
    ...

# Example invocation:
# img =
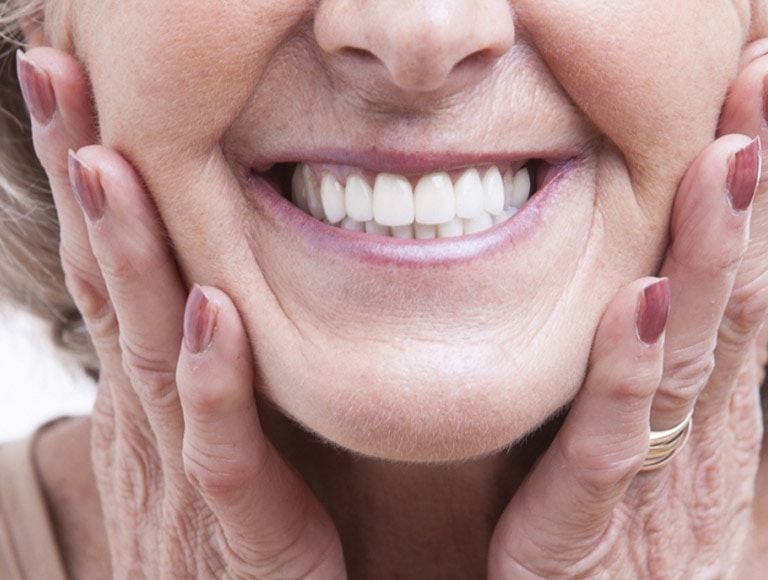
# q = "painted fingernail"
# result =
<box><xmin>727</xmin><ymin>137</ymin><xmax>761</xmax><ymax>212</ymax></box>
<box><xmin>68</xmin><ymin>150</ymin><xmax>106</xmax><ymax>221</ymax></box>
<box><xmin>184</xmin><ymin>285</ymin><xmax>217</xmax><ymax>354</ymax></box>
<box><xmin>636</xmin><ymin>278</ymin><xmax>671</xmax><ymax>345</ymax></box>
<box><xmin>16</xmin><ymin>49</ymin><xmax>56</xmax><ymax>125</ymax></box>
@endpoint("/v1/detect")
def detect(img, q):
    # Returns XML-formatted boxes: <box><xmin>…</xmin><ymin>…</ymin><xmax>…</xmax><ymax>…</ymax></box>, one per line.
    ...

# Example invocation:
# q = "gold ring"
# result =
<box><xmin>641</xmin><ymin>410</ymin><xmax>693</xmax><ymax>472</ymax></box>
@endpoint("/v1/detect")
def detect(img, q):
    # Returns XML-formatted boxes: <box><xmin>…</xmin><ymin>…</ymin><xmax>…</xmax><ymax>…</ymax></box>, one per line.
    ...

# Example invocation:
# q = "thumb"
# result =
<box><xmin>176</xmin><ymin>285</ymin><xmax>346</xmax><ymax>580</ymax></box>
<box><xmin>489</xmin><ymin>278</ymin><xmax>669</xmax><ymax>579</ymax></box>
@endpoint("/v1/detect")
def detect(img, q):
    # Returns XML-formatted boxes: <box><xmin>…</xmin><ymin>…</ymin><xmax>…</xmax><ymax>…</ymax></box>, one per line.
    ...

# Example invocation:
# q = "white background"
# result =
<box><xmin>0</xmin><ymin>305</ymin><xmax>95</xmax><ymax>443</ymax></box>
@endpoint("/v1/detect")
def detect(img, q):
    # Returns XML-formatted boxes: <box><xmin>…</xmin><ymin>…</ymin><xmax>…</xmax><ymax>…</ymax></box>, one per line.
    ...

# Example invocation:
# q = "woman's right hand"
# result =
<box><xmin>17</xmin><ymin>47</ymin><xmax>347</xmax><ymax>579</ymax></box>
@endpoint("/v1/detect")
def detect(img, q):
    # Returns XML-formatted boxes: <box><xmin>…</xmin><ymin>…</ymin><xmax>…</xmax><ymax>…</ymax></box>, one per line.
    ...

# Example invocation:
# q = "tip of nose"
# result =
<box><xmin>391</xmin><ymin>63</ymin><xmax>452</xmax><ymax>93</ymax></box>
<box><xmin>390</xmin><ymin>48</ymin><xmax>499</xmax><ymax>93</ymax></box>
<box><xmin>316</xmin><ymin>1</ymin><xmax>516</xmax><ymax>95</ymax></box>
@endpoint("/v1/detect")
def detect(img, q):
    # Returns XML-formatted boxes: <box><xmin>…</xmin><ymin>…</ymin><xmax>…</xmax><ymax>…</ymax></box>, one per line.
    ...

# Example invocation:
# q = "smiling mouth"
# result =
<box><xmin>255</xmin><ymin>158</ymin><xmax>554</xmax><ymax>239</ymax></box>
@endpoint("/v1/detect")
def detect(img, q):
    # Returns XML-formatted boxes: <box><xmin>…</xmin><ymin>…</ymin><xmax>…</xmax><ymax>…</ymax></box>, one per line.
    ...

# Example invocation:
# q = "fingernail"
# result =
<box><xmin>727</xmin><ymin>137</ymin><xmax>761</xmax><ymax>212</ymax></box>
<box><xmin>16</xmin><ymin>49</ymin><xmax>56</xmax><ymax>125</ymax></box>
<box><xmin>636</xmin><ymin>278</ymin><xmax>671</xmax><ymax>345</ymax></box>
<box><xmin>184</xmin><ymin>285</ymin><xmax>217</xmax><ymax>354</ymax></box>
<box><xmin>68</xmin><ymin>150</ymin><xmax>106</xmax><ymax>221</ymax></box>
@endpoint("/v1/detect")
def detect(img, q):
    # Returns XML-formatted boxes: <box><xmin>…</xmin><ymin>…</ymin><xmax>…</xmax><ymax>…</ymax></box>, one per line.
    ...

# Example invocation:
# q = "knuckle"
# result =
<box><xmin>611</xmin><ymin>376</ymin><xmax>658</xmax><ymax>403</ymax></box>
<box><xmin>559</xmin><ymin>437</ymin><xmax>645</xmax><ymax>492</ymax></box>
<box><xmin>253</xmin><ymin>532</ymin><xmax>343</xmax><ymax>580</ymax></box>
<box><xmin>671</xmin><ymin>235</ymin><xmax>743</xmax><ymax>278</ymax></box>
<box><xmin>728</xmin><ymin>378</ymin><xmax>764</xmax><ymax>464</ymax></box>
<box><xmin>62</xmin><ymin>276</ymin><xmax>119</xmax><ymax>345</ymax></box>
<box><xmin>60</xmin><ymin>248</ymin><xmax>110</xmax><ymax>317</ymax></box>
<box><xmin>233</xmin><ymin>497</ymin><xmax>325</xmax><ymax>579</ymax></box>
<box><xmin>712</xmin><ymin>244</ymin><xmax>746</xmax><ymax>274</ymax></box>
<box><xmin>114</xmin><ymin>426</ymin><xmax>161</xmax><ymax>510</ymax></box>
<box><xmin>181</xmin><ymin>379</ymin><xmax>231</xmax><ymax>417</ymax></box>
<box><xmin>722</xmin><ymin>282</ymin><xmax>768</xmax><ymax>339</ymax></box>
<box><xmin>121</xmin><ymin>338</ymin><xmax>178</xmax><ymax>404</ymax></box>
<box><xmin>97</xmin><ymin>244</ymin><xmax>143</xmax><ymax>285</ymax></box>
<box><xmin>663</xmin><ymin>347</ymin><xmax>716</xmax><ymax>398</ymax></box>
<box><xmin>182</xmin><ymin>441</ymin><xmax>253</xmax><ymax>496</ymax></box>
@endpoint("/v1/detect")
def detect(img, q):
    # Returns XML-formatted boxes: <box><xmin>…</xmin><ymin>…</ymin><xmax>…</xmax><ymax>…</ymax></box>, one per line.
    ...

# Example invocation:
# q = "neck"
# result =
<box><xmin>259</xmin><ymin>403</ymin><xmax>557</xmax><ymax>578</ymax></box>
<box><xmin>36</xmin><ymin>407</ymin><xmax>560</xmax><ymax>579</ymax></box>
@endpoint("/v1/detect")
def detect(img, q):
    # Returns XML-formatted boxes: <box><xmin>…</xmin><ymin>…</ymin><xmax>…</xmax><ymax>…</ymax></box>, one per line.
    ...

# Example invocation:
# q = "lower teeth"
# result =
<box><xmin>285</xmin><ymin>161</ymin><xmax>535</xmax><ymax>239</ymax></box>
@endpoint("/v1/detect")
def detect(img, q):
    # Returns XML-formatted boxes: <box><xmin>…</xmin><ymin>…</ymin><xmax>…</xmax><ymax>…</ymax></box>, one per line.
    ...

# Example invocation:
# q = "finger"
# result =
<box><xmin>650</xmin><ymin>135</ymin><xmax>759</xmax><ymax>430</ymax></box>
<box><xmin>719</xmin><ymin>52</ymin><xmax>768</xmax><ymax>283</ymax></box>
<box><xmin>16</xmin><ymin>49</ymin><xmax>147</xmax><ymax>427</ymax></box>
<box><xmin>177</xmin><ymin>286</ymin><xmax>346</xmax><ymax>580</ymax></box>
<box><xmin>704</xmin><ymin>53</ymin><xmax>768</xmax><ymax>420</ymax></box>
<box><xmin>69</xmin><ymin>146</ymin><xmax>187</xmax><ymax>465</ymax></box>
<box><xmin>488</xmin><ymin>278</ymin><xmax>668</xmax><ymax>579</ymax></box>
<box><xmin>16</xmin><ymin>49</ymin><xmax>108</xmax><ymax>321</ymax></box>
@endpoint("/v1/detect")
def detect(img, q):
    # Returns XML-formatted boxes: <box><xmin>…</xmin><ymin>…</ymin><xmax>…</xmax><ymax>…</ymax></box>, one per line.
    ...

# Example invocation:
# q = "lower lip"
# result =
<box><xmin>245</xmin><ymin>157</ymin><xmax>585</xmax><ymax>267</ymax></box>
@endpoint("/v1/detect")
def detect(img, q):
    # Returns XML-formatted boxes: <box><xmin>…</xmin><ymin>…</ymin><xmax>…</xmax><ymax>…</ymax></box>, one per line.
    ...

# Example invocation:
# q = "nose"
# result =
<box><xmin>314</xmin><ymin>0</ymin><xmax>515</xmax><ymax>94</ymax></box>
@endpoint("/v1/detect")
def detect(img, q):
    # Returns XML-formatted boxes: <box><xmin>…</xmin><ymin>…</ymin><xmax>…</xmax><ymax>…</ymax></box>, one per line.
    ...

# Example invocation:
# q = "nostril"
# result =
<box><xmin>340</xmin><ymin>46</ymin><xmax>381</xmax><ymax>65</ymax></box>
<box><xmin>453</xmin><ymin>49</ymin><xmax>495</xmax><ymax>74</ymax></box>
<box><xmin>315</xmin><ymin>1</ymin><xmax>515</xmax><ymax>94</ymax></box>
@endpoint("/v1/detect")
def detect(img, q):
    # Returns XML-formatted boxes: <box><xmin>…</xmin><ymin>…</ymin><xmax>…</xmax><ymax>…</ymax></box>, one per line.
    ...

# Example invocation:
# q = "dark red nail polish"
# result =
<box><xmin>15</xmin><ymin>50</ymin><xmax>56</xmax><ymax>125</ymax></box>
<box><xmin>727</xmin><ymin>137</ymin><xmax>761</xmax><ymax>212</ymax></box>
<box><xmin>184</xmin><ymin>285</ymin><xmax>217</xmax><ymax>354</ymax></box>
<box><xmin>68</xmin><ymin>150</ymin><xmax>105</xmax><ymax>221</ymax></box>
<box><xmin>636</xmin><ymin>278</ymin><xmax>671</xmax><ymax>345</ymax></box>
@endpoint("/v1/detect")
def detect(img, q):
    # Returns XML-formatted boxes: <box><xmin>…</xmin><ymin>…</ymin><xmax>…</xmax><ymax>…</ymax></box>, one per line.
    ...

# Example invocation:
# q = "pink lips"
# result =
<box><xmin>245</xmin><ymin>155</ymin><xmax>586</xmax><ymax>267</ymax></box>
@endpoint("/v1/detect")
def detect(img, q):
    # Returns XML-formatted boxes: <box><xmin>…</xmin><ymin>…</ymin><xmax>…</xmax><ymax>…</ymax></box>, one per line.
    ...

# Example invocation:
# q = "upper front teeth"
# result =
<box><xmin>290</xmin><ymin>163</ymin><xmax>534</xmax><ymax>238</ymax></box>
<box><xmin>373</xmin><ymin>173</ymin><xmax>415</xmax><ymax>227</ymax></box>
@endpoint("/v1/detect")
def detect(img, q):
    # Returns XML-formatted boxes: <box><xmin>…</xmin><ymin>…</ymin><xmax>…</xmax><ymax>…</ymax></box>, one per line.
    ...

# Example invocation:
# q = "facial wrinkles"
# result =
<box><xmin>516</xmin><ymin>1</ymin><xmax>743</xmax><ymax>183</ymax></box>
<box><xmin>83</xmin><ymin>1</ymin><xmax>307</xmax><ymax>158</ymax></box>
<box><xmin>72</xmin><ymin>0</ymin><xmax>748</xmax><ymax>281</ymax></box>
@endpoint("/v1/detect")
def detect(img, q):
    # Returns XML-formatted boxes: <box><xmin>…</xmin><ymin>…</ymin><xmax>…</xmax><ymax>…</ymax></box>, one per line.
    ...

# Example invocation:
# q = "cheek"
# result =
<box><xmin>77</xmin><ymin>1</ymin><xmax>311</xmax><ymax>274</ymax></box>
<box><xmin>81</xmin><ymin>1</ymin><xmax>306</xmax><ymax>159</ymax></box>
<box><xmin>518</xmin><ymin>1</ymin><xmax>743</xmax><ymax>181</ymax></box>
<box><xmin>516</xmin><ymin>1</ymin><xmax>744</xmax><ymax>279</ymax></box>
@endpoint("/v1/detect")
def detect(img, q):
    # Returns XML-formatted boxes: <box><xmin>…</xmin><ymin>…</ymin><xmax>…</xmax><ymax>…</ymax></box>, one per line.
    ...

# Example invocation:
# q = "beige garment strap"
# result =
<box><xmin>0</xmin><ymin>427</ymin><xmax>68</xmax><ymax>580</ymax></box>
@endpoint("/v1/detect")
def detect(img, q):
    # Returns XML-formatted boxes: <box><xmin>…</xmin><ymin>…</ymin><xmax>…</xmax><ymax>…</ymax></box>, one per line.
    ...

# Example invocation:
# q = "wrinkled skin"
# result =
<box><xmin>15</xmin><ymin>0</ymin><xmax>768</xmax><ymax>577</ymax></box>
<box><xmin>57</xmin><ymin>0</ymin><xmax>753</xmax><ymax>460</ymax></box>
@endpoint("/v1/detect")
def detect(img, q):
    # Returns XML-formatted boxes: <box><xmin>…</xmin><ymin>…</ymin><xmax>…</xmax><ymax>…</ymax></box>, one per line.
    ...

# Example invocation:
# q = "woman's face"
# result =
<box><xmin>63</xmin><ymin>0</ymin><xmax>749</xmax><ymax>461</ymax></box>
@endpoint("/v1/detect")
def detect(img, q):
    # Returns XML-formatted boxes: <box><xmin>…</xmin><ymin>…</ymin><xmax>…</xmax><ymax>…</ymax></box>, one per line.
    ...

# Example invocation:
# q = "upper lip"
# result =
<box><xmin>249</xmin><ymin>144</ymin><xmax>592</xmax><ymax>176</ymax></box>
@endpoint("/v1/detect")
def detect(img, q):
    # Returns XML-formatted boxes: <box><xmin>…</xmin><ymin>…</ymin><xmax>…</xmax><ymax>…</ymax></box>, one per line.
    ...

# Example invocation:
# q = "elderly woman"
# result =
<box><xmin>1</xmin><ymin>0</ymin><xmax>768</xmax><ymax>577</ymax></box>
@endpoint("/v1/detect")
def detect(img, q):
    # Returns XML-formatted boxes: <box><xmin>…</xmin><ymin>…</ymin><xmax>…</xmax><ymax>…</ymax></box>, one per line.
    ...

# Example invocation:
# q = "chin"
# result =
<box><xmin>215</xmin><ymin>148</ymin><xmax>648</xmax><ymax>463</ymax></box>
<box><xmin>253</xmin><ymin>319</ymin><xmax>594</xmax><ymax>463</ymax></box>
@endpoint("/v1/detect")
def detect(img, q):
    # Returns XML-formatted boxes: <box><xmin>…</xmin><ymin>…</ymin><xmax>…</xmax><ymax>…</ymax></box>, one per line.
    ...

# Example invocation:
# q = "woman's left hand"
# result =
<box><xmin>488</xmin><ymin>42</ymin><xmax>768</xmax><ymax>578</ymax></box>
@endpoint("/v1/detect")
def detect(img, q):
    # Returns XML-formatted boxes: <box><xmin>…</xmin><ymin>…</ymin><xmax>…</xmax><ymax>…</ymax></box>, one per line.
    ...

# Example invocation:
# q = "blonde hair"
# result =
<box><xmin>0</xmin><ymin>0</ymin><xmax>97</xmax><ymax>374</ymax></box>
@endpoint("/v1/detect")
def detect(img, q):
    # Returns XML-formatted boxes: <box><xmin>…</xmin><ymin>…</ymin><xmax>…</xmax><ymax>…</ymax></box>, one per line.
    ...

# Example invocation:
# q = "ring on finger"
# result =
<box><xmin>641</xmin><ymin>409</ymin><xmax>693</xmax><ymax>471</ymax></box>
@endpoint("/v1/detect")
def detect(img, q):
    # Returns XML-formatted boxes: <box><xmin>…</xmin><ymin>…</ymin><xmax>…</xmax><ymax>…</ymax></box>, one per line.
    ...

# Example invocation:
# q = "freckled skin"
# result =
<box><xmin>68</xmin><ymin>0</ymin><xmax>755</xmax><ymax>461</ymax></box>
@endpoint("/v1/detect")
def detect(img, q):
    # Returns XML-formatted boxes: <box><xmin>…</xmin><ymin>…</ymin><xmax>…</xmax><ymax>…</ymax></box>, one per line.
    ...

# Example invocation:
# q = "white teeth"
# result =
<box><xmin>291</xmin><ymin>166</ymin><xmax>311</xmax><ymax>213</ymax></box>
<box><xmin>345</xmin><ymin>174</ymin><xmax>374</xmax><ymax>222</ymax></box>
<box><xmin>297</xmin><ymin>165</ymin><xmax>325</xmax><ymax>220</ymax></box>
<box><xmin>482</xmin><ymin>167</ymin><xmax>505</xmax><ymax>216</ymax></box>
<box><xmin>289</xmin><ymin>162</ymin><xmax>534</xmax><ymax>239</ymax></box>
<box><xmin>508</xmin><ymin>167</ymin><xmax>531</xmax><ymax>209</ymax></box>
<box><xmin>373</xmin><ymin>173</ymin><xmax>415</xmax><ymax>227</ymax></box>
<box><xmin>365</xmin><ymin>220</ymin><xmax>391</xmax><ymax>236</ymax></box>
<box><xmin>454</xmin><ymin>168</ymin><xmax>485</xmax><ymax>219</ymax></box>
<box><xmin>391</xmin><ymin>225</ymin><xmax>414</xmax><ymax>239</ymax></box>
<box><xmin>493</xmin><ymin>207</ymin><xmax>518</xmax><ymax>225</ymax></box>
<box><xmin>414</xmin><ymin>172</ymin><xmax>455</xmax><ymax>225</ymax></box>
<box><xmin>464</xmin><ymin>212</ymin><xmax>494</xmax><ymax>235</ymax></box>
<box><xmin>321</xmin><ymin>173</ymin><xmax>346</xmax><ymax>224</ymax></box>
<box><xmin>414</xmin><ymin>223</ymin><xmax>437</xmax><ymax>239</ymax></box>
<box><xmin>438</xmin><ymin>217</ymin><xmax>464</xmax><ymax>238</ymax></box>
<box><xmin>341</xmin><ymin>217</ymin><xmax>364</xmax><ymax>232</ymax></box>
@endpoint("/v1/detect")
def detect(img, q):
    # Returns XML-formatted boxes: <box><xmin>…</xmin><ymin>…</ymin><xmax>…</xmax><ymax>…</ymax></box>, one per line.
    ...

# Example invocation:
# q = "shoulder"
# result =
<box><xmin>0</xmin><ymin>426</ymin><xmax>68</xmax><ymax>580</ymax></box>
